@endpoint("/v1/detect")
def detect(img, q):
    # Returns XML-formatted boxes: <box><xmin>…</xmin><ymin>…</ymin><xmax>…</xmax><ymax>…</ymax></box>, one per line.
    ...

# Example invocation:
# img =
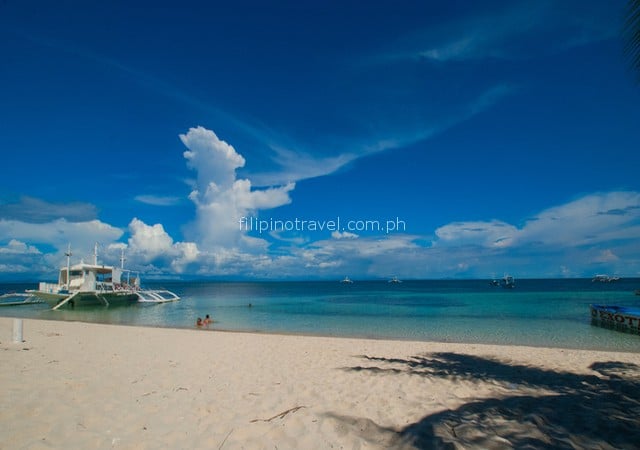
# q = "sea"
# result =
<box><xmin>1</xmin><ymin>278</ymin><xmax>639</xmax><ymax>352</ymax></box>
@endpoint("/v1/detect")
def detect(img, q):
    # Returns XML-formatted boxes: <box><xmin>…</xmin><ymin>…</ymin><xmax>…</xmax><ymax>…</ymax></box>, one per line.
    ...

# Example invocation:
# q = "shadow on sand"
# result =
<box><xmin>331</xmin><ymin>353</ymin><xmax>640</xmax><ymax>449</ymax></box>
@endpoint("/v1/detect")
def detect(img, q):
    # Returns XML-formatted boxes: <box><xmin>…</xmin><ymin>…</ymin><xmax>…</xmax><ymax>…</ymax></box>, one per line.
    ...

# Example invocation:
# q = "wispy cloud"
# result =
<box><xmin>0</xmin><ymin>196</ymin><xmax>97</xmax><ymax>223</ymax></box>
<box><xmin>376</xmin><ymin>1</ymin><xmax>619</xmax><ymax>64</ymax></box>
<box><xmin>252</xmin><ymin>83</ymin><xmax>515</xmax><ymax>186</ymax></box>
<box><xmin>134</xmin><ymin>195</ymin><xmax>182</xmax><ymax>206</ymax></box>
<box><xmin>15</xmin><ymin>27</ymin><xmax>516</xmax><ymax>191</ymax></box>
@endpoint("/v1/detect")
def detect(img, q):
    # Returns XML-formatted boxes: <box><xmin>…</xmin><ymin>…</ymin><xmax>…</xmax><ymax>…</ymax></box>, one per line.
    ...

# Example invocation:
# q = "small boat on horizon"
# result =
<box><xmin>592</xmin><ymin>274</ymin><xmax>621</xmax><ymax>283</ymax></box>
<box><xmin>388</xmin><ymin>276</ymin><xmax>402</xmax><ymax>284</ymax></box>
<box><xmin>340</xmin><ymin>276</ymin><xmax>354</xmax><ymax>284</ymax></box>
<box><xmin>501</xmin><ymin>275</ymin><xmax>515</xmax><ymax>289</ymax></box>
<box><xmin>490</xmin><ymin>275</ymin><xmax>515</xmax><ymax>288</ymax></box>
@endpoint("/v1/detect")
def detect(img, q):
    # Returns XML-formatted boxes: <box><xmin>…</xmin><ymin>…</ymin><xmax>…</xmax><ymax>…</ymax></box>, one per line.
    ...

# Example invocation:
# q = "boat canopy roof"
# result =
<box><xmin>61</xmin><ymin>263</ymin><xmax>115</xmax><ymax>275</ymax></box>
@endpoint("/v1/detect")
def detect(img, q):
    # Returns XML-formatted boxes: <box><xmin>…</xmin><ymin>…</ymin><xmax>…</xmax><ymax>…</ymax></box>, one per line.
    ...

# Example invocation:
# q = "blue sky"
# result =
<box><xmin>1</xmin><ymin>0</ymin><xmax>640</xmax><ymax>280</ymax></box>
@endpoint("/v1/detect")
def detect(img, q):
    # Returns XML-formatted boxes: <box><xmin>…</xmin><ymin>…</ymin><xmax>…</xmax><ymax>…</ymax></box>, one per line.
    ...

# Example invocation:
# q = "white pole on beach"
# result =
<box><xmin>12</xmin><ymin>318</ymin><xmax>23</xmax><ymax>343</ymax></box>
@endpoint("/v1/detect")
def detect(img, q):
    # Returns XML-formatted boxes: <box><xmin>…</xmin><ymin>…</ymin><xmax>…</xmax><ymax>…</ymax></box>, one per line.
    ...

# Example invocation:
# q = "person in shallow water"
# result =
<box><xmin>196</xmin><ymin>317</ymin><xmax>203</xmax><ymax>327</ymax></box>
<box><xmin>203</xmin><ymin>314</ymin><xmax>212</xmax><ymax>325</ymax></box>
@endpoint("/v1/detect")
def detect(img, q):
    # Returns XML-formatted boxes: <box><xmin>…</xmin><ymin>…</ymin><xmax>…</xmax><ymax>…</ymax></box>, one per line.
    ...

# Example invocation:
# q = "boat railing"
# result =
<box><xmin>96</xmin><ymin>281</ymin><xmax>115</xmax><ymax>292</ymax></box>
<box><xmin>38</xmin><ymin>282</ymin><xmax>60</xmax><ymax>293</ymax></box>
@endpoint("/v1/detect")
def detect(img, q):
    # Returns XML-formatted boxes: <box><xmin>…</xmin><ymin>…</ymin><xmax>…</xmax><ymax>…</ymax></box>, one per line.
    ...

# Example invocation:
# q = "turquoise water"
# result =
<box><xmin>1</xmin><ymin>279</ymin><xmax>639</xmax><ymax>352</ymax></box>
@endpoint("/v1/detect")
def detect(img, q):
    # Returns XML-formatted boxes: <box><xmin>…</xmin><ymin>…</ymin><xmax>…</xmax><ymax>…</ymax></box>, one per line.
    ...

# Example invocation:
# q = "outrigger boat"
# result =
<box><xmin>27</xmin><ymin>244</ymin><xmax>180</xmax><ymax>309</ymax></box>
<box><xmin>590</xmin><ymin>304</ymin><xmax>640</xmax><ymax>335</ymax></box>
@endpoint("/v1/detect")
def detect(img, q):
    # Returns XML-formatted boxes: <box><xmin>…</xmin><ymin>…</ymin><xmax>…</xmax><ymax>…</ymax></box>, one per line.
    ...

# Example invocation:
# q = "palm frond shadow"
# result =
<box><xmin>334</xmin><ymin>352</ymin><xmax>640</xmax><ymax>449</ymax></box>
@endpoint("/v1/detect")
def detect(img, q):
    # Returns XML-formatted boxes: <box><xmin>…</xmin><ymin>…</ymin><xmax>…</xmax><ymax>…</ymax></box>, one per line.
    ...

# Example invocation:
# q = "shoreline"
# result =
<box><xmin>3</xmin><ymin>277</ymin><xmax>640</xmax><ymax>354</ymax></box>
<box><xmin>2</xmin><ymin>317</ymin><xmax>640</xmax><ymax>448</ymax></box>
<box><xmin>3</xmin><ymin>312</ymin><xmax>640</xmax><ymax>354</ymax></box>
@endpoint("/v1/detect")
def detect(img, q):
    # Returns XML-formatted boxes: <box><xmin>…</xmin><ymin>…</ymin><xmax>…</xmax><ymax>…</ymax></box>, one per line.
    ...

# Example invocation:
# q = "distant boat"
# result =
<box><xmin>590</xmin><ymin>304</ymin><xmax>640</xmax><ymax>334</ymax></box>
<box><xmin>489</xmin><ymin>279</ymin><xmax>500</xmax><ymax>287</ymax></box>
<box><xmin>592</xmin><ymin>274</ymin><xmax>620</xmax><ymax>283</ymax></box>
<box><xmin>501</xmin><ymin>275</ymin><xmax>515</xmax><ymax>289</ymax></box>
<box><xmin>340</xmin><ymin>276</ymin><xmax>353</xmax><ymax>284</ymax></box>
<box><xmin>388</xmin><ymin>276</ymin><xmax>402</xmax><ymax>284</ymax></box>
<box><xmin>27</xmin><ymin>244</ymin><xmax>180</xmax><ymax>309</ymax></box>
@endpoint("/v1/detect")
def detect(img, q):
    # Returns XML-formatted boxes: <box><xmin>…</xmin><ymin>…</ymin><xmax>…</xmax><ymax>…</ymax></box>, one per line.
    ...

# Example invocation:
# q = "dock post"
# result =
<box><xmin>12</xmin><ymin>318</ymin><xmax>23</xmax><ymax>343</ymax></box>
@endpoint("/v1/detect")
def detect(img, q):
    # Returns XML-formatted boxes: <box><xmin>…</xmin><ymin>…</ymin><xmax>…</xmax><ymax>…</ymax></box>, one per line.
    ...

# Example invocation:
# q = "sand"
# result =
<box><xmin>1</xmin><ymin>318</ymin><xmax>640</xmax><ymax>449</ymax></box>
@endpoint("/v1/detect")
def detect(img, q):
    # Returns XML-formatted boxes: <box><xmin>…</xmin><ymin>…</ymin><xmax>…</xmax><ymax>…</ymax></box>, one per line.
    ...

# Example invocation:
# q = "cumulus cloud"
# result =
<box><xmin>0</xmin><ymin>240</ymin><xmax>46</xmax><ymax>275</ymax></box>
<box><xmin>0</xmin><ymin>218</ymin><xmax>123</xmax><ymax>251</ymax></box>
<box><xmin>0</xmin><ymin>217</ymin><xmax>198</xmax><ymax>277</ymax></box>
<box><xmin>126</xmin><ymin>218</ymin><xmax>199</xmax><ymax>273</ymax></box>
<box><xmin>180</xmin><ymin>126</ymin><xmax>295</xmax><ymax>250</ymax></box>
<box><xmin>0</xmin><ymin>239</ymin><xmax>41</xmax><ymax>255</ymax></box>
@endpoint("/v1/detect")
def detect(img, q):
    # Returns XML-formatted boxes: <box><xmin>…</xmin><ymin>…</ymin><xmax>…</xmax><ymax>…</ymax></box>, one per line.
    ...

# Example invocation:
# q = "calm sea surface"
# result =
<box><xmin>1</xmin><ymin>279</ymin><xmax>639</xmax><ymax>352</ymax></box>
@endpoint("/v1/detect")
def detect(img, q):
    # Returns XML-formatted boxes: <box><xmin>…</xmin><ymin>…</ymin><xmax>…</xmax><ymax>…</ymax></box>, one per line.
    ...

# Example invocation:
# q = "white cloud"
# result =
<box><xmin>593</xmin><ymin>249</ymin><xmax>619</xmax><ymax>264</ymax></box>
<box><xmin>297</xmin><ymin>235</ymin><xmax>420</xmax><ymax>274</ymax></box>
<box><xmin>0</xmin><ymin>264</ymin><xmax>31</xmax><ymax>273</ymax></box>
<box><xmin>0</xmin><ymin>239</ymin><xmax>41</xmax><ymax>255</ymax></box>
<box><xmin>116</xmin><ymin>189</ymin><xmax>637</xmax><ymax>278</ymax></box>
<box><xmin>127</xmin><ymin>218</ymin><xmax>175</xmax><ymax>261</ymax></box>
<box><xmin>435</xmin><ymin>220</ymin><xmax>517</xmax><ymax>248</ymax></box>
<box><xmin>0</xmin><ymin>218</ymin><xmax>123</xmax><ymax>252</ymax></box>
<box><xmin>425</xmin><ymin>191</ymin><xmax>640</xmax><ymax>277</ymax></box>
<box><xmin>182</xmin><ymin>126</ymin><xmax>246</xmax><ymax>191</ymax></box>
<box><xmin>126</xmin><ymin>218</ymin><xmax>199</xmax><ymax>273</ymax></box>
<box><xmin>517</xmin><ymin>191</ymin><xmax>640</xmax><ymax>247</ymax></box>
<box><xmin>249</xmin><ymin>82</ymin><xmax>514</xmax><ymax>189</ymax></box>
<box><xmin>332</xmin><ymin>230</ymin><xmax>358</xmax><ymax>240</ymax></box>
<box><xmin>252</xmin><ymin>146</ymin><xmax>357</xmax><ymax>187</ymax></box>
<box><xmin>0</xmin><ymin>240</ymin><xmax>44</xmax><ymax>275</ymax></box>
<box><xmin>180</xmin><ymin>126</ymin><xmax>295</xmax><ymax>251</ymax></box>
<box><xmin>434</xmin><ymin>192</ymin><xmax>640</xmax><ymax>251</ymax></box>
<box><xmin>134</xmin><ymin>195</ymin><xmax>181</xmax><ymax>206</ymax></box>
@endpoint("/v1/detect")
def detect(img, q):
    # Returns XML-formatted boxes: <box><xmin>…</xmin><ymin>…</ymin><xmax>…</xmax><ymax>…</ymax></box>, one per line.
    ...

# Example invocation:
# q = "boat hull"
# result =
<box><xmin>590</xmin><ymin>304</ymin><xmax>640</xmax><ymax>335</ymax></box>
<box><xmin>31</xmin><ymin>290</ymin><xmax>139</xmax><ymax>309</ymax></box>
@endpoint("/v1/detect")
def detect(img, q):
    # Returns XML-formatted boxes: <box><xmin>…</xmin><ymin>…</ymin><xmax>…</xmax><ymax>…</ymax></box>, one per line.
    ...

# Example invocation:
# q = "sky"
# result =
<box><xmin>1</xmin><ymin>0</ymin><xmax>640</xmax><ymax>281</ymax></box>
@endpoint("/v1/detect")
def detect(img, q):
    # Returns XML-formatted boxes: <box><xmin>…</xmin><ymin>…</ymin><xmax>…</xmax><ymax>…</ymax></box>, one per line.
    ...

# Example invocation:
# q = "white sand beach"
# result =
<box><xmin>1</xmin><ymin>317</ymin><xmax>640</xmax><ymax>449</ymax></box>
